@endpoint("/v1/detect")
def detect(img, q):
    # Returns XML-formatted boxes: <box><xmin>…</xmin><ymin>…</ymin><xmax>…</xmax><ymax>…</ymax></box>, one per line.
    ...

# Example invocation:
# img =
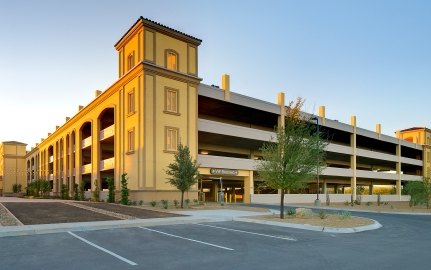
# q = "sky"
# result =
<box><xmin>0</xmin><ymin>0</ymin><xmax>430</xmax><ymax>150</ymax></box>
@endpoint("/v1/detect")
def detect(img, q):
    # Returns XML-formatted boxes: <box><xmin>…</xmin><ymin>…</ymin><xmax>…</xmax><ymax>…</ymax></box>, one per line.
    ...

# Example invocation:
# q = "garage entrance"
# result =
<box><xmin>200</xmin><ymin>178</ymin><xmax>245</xmax><ymax>203</ymax></box>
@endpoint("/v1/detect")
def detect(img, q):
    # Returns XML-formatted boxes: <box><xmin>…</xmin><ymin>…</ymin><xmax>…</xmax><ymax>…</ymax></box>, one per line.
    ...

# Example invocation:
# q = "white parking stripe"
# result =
<box><xmin>139</xmin><ymin>227</ymin><xmax>234</xmax><ymax>251</ymax></box>
<box><xmin>68</xmin><ymin>232</ymin><xmax>138</xmax><ymax>266</ymax></box>
<box><xmin>195</xmin><ymin>223</ymin><xmax>297</xmax><ymax>241</ymax></box>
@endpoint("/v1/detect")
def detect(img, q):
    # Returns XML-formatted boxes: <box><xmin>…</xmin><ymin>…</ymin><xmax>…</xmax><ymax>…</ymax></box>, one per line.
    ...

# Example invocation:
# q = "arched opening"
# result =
<box><xmin>47</xmin><ymin>145</ymin><xmax>54</xmax><ymax>190</ymax></box>
<box><xmin>71</xmin><ymin>131</ymin><xmax>76</xmax><ymax>190</ymax></box>
<box><xmin>99</xmin><ymin>108</ymin><xmax>115</xmax><ymax>190</ymax></box>
<box><xmin>27</xmin><ymin>160</ymin><xmax>31</xmax><ymax>182</ymax></box>
<box><xmin>31</xmin><ymin>157</ymin><xmax>35</xmax><ymax>181</ymax></box>
<box><xmin>66</xmin><ymin>134</ymin><xmax>70</xmax><ymax>192</ymax></box>
<box><xmin>80</xmin><ymin>122</ymin><xmax>92</xmax><ymax>191</ymax></box>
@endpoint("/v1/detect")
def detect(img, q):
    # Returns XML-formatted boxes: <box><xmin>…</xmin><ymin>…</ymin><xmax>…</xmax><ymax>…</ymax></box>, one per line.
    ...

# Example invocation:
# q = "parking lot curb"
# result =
<box><xmin>0</xmin><ymin>216</ymin><xmax>233</xmax><ymax>238</ymax></box>
<box><xmin>234</xmin><ymin>217</ymin><xmax>382</xmax><ymax>233</ymax></box>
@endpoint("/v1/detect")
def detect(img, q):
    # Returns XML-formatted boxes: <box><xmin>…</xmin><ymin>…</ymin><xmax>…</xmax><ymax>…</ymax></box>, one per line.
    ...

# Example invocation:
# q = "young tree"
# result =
<box><xmin>92</xmin><ymin>179</ymin><xmax>100</xmax><ymax>202</ymax></box>
<box><xmin>120</xmin><ymin>173</ymin><xmax>130</xmax><ymax>205</ymax></box>
<box><xmin>73</xmin><ymin>183</ymin><xmax>79</xmax><ymax>201</ymax></box>
<box><xmin>404</xmin><ymin>177</ymin><xmax>431</xmax><ymax>208</ymax></box>
<box><xmin>166</xmin><ymin>143</ymin><xmax>199</xmax><ymax>208</ymax></box>
<box><xmin>256</xmin><ymin>98</ymin><xmax>327</xmax><ymax>218</ymax></box>
<box><xmin>106</xmin><ymin>177</ymin><xmax>115</xmax><ymax>203</ymax></box>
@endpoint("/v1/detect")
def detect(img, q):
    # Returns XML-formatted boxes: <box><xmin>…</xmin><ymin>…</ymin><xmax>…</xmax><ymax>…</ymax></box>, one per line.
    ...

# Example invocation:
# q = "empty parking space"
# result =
<box><xmin>2</xmin><ymin>216</ymin><xmax>431</xmax><ymax>270</ymax></box>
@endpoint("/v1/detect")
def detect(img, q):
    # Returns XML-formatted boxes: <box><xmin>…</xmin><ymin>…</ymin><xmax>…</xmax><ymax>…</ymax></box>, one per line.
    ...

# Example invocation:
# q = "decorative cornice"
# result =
<box><xmin>143</xmin><ymin>61</ymin><xmax>202</xmax><ymax>85</ymax></box>
<box><xmin>115</xmin><ymin>17</ymin><xmax>202</xmax><ymax>50</ymax></box>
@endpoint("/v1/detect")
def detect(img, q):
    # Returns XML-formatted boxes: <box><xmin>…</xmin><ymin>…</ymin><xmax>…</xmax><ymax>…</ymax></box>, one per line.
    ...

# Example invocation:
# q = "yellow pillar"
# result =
<box><xmin>350</xmin><ymin>115</ymin><xmax>357</xmax><ymax>201</ymax></box>
<box><xmin>221</xmin><ymin>74</ymin><xmax>230</xmax><ymax>101</ymax></box>
<box><xmin>376</xmin><ymin>123</ymin><xmax>381</xmax><ymax>139</ymax></box>
<box><xmin>319</xmin><ymin>106</ymin><xmax>326</xmax><ymax>125</ymax></box>
<box><xmin>243</xmin><ymin>171</ymin><xmax>254</xmax><ymax>204</ymax></box>
<box><xmin>75</xmin><ymin>130</ymin><xmax>82</xmax><ymax>188</ymax></box>
<box><xmin>396</xmin><ymin>143</ymin><xmax>402</xmax><ymax>200</ymax></box>
<box><xmin>92</xmin><ymin>120</ymin><xmax>100</xmax><ymax>191</ymax></box>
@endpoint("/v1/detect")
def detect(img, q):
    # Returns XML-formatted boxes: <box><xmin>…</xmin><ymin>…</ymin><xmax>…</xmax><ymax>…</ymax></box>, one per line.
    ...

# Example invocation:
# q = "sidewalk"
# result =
<box><xmin>0</xmin><ymin>209</ymin><xmax>269</xmax><ymax>238</ymax></box>
<box><xmin>0</xmin><ymin>206</ymin><xmax>382</xmax><ymax>237</ymax></box>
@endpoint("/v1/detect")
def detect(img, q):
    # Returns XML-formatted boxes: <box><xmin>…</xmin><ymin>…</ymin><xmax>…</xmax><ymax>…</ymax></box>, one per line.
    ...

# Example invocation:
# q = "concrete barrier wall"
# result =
<box><xmin>251</xmin><ymin>194</ymin><xmax>411</xmax><ymax>204</ymax></box>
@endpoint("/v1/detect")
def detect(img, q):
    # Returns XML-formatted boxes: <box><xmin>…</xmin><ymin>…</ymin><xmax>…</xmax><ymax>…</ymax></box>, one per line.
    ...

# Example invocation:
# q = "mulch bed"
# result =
<box><xmin>76</xmin><ymin>202</ymin><xmax>184</xmax><ymax>219</ymax></box>
<box><xmin>2</xmin><ymin>202</ymin><xmax>121</xmax><ymax>225</ymax></box>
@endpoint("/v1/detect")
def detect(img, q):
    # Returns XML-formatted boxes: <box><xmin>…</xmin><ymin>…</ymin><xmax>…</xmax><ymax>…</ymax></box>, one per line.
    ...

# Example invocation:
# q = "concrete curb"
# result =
<box><xmin>283</xmin><ymin>204</ymin><xmax>431</xmax><ymax>216</ymax></box>
<box><xmin>0</xmin><ymin>216</ymin><xmax>232</xmax><ymax>238</ymax></box>
<box><xmin>0</xmin><ymin>203</ymin><xmax>23</xmax><ymax>226</ymax></box>
<box><xmin>235</xmin><ymin>217</ymin><xmax>382</xmax><ymax>234</ymax></box>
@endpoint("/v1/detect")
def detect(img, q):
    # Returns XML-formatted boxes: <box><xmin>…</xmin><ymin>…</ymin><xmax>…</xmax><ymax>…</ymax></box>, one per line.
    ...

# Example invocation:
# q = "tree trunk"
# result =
<box><xmin>181</xmin><ymin>191</ymin><xmax>184</xmax><ymax>208</ymax></box>
<box><xmin>280</xmin><ymin>189</ymin><xmax>285</xmax><ymax>219</ymax></box>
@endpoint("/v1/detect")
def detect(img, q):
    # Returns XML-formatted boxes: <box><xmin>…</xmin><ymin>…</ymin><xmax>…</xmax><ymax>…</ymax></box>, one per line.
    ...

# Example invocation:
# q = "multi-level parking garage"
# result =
<box><xmin>196</xmin><ymin>82</ymin><xmax>425</xmax><ymax>204</ymax></box>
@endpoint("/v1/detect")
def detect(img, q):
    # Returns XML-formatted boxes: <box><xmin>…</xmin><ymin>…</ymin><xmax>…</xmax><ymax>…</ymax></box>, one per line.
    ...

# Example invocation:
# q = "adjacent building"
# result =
<box><xmin>22</xmin><ymin>17</ymin><xmax>430</xmax><ymax>203</ymax></box>
<box><xmin>0</xmin><ymin>141</ymin><xmax>27</xmax><ymax>195</ymax></box>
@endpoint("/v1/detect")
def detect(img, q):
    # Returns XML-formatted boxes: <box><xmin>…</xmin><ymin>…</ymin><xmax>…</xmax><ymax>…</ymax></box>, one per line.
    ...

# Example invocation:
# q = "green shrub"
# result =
<box><xmin>193</xmin><ymin>199</ymin><xmax>198</xmax><ymax>205</ymax></box>
<box><xmin>184</xmin><ymin>199</ymin><xmax>190</xmax><ymax>208</ymax></box>
<box><xmin>73</xmin><ymin>183</ymin><xmax>79</xmax><ymax>200</ymax></box>
<box><xmin>139</xmin><ymin>200</ymin><xmax>144</xmax><ymax>206</ymax></box>
<box><xmin>61</xmin><ymin>184</ymin><xmax>69</xmax><ymax>200</ymax></box>
<box><xmin>12</xmin><ymin>183</ymin><xmax>22</xmax><ymax>193</ymax></box>
<box><xmin>79</xmin><ymin>184</ymin><xmax>85</xmax><ymax>201</ymax></box>
<box><xmin>92</xmin><ymin>179</ymin><xmax>100</xmax><ymax>202</ymax></box>
<box><xmin>131</xmin><ymin>201</ymin><xmax>137</xmax><ymax>206</ymax></box>
<box><xmin>403</xmin><ymin>178</ymin><xmax>431</xmax><ymax>208</ymax></box>
<box><xmin>344</xmin><ymin>200</ymin><xmax>349</xmax><ymax>206</ymax></box>
<box><xmin>318</xmin><ymin>210</ymin><xmax>327</xmax><ymax>219</ymax></box>
<box><xmin>150</xmin><ymin>200</ymin><xmax>157</xmax><ymax>207</ymax></box>
<box><xmin>173</xmin><ymin>200</ymin><xmax>179</xmax><ymax>207</ymax></box>
<box><xmin>286</xmin><ymin>208</ymin><xmax>296</xmax><ymax>216</ymax></box>
<box><xmin>161</xmin><ymin>200</ymin><xmax>169</xmax><ymax>209</ymax></box>
<box><xmin>106</xmin><ymin>177</ymin><xmax>115</xmax><ymax>203</ymax></box>
<box><xmin>366</xmin><ymin>201</ymin><xmax>372</xmax><ymax>206</ymax></box>
<box><xmin>338</xmin><ymin>211</ymin><xmax>352</xmax><ymax>220</ymax></box>
<box><xmin>120</xmin><ymin>173</ymin><xmax>130</xmax><ymax>205</ymax></box>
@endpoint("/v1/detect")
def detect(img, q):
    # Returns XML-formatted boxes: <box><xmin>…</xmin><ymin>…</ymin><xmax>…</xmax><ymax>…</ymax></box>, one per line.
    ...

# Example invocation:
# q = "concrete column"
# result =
<box><xmin>68</xmin><ymin>134</ymin><xmax>74</xmax><ymax>194</ymax></box>
<box><xmin>62</xmin><ymin>138</ymin><xmax>67</xmax><ymax>186</ymax></box>
<box><xmin>221</xmin><ymin>74</ymin><xmax>230</xmax><ymax>101</ymax></box>
<box><xmin>350</xmin><ymin>115</ymin><xmax>357</xmax><ymax>200</ymax></box>
<box><xmin>319</xmin><ymin>106</ymin><xmax>326</xmax><ymax>125</ymax></box>
<box><xmin>334</xmin><ymin>184</ymin><xmax>339</xmax><ymax>194</ymax></box>
<box><xmin>323</xmin><ymin>180</ymin><xmax>327</xmax><ymax>194</ymax></box>
<box><xmin>92</xmin><ymin>120</ymin><xmax>100</xmax><ymax>191</ymax></box>
<box><xmin>369</xmin><ymin>185</ymin><xmax>373</xmax><ymax>195</ymax></box>
<box><xmin>75</xmin><ymin>131</ymin><xmax>82</xmax><ymax>187</ymax></box>
<box><xmin>376</xmin><ymin>124</ymin><xmax>381</xmax><ymax>139</ymax></box>
<box><xmin>243</xmin><ymin>171</ymin><xmax>254</xmax><ymax>204</ymax></box>
<box><xmin>53</xmin><ymin>142</ymin><xmax>58</xmax><ymax>193</ymax></box>
<box><xmin>396</xmin><ymin>143</ymin><xmax>402</xmax><ymax>200</ymax></box>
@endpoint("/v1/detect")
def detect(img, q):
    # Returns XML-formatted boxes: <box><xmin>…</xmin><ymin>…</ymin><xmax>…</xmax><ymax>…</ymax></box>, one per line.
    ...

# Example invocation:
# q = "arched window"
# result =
<box><xmin>166</xmin><ymin>50</ymin><xmax>178</xmax><ymax>71</ymax></box>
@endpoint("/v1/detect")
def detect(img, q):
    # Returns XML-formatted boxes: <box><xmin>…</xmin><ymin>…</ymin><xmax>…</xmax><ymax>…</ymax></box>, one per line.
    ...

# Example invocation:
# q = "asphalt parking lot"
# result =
<box><xmin>1</xmin><ymin>215</ymin><xmax>431</xmax><ymax>270</ymax></box>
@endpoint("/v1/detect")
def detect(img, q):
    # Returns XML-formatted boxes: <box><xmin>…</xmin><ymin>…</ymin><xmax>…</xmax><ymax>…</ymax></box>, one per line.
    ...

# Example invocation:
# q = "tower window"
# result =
<box><xmin>165</xmin><ymin>127</ymin><xmax>179</xmax><ymax>152</ymax></box>
<box><xmin>166</xmin><ymin>50</ymin><xmax>178</xmax><ymax>71</ymax></box>
<box><xmin>165</xmin><ymin>88</ymin><xmax>179</xmax><ymax>114</ymax></box>
<box><xmin>127</xmin><ymin>51</ymin><xmax>135</xmax><ymax>71</ymax></box>
<box><xmin>127</xmin><ymin>89</ymin><xmax>135</xmax><ymax>115</ymax></box>
<box><xmin>127</xmin><ymin>128</ymin><xmax>135</xmax><ymax>153</ymax></box>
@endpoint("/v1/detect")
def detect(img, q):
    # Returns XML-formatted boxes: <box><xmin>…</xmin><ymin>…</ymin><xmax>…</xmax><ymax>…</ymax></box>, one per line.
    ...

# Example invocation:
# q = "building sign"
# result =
<box><xmin>210</xmin><ymin>168</ymin><xmax>238</xmax><ymax>176</ymax></box>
